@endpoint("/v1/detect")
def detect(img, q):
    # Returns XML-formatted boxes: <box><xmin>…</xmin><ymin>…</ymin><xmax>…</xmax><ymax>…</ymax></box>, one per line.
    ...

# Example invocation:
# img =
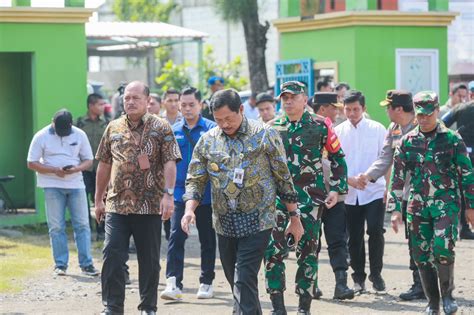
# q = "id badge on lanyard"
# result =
<box><xmin>233</xmin><ymin>153</ymin><xmax>244</xmax><ymax>185</ymax></box>
<box><xmin>130</xmin><ymin>122</ymin><xmax>150</xmax><ymax>170</ymax></box>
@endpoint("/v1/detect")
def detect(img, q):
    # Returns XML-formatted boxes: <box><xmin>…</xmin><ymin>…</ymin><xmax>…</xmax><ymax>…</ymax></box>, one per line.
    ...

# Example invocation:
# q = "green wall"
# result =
<box><xmin>280</xmin><ymin>25</ymin><xmax>448</xmax><ymax>126</ymax></box>
<box><xmin>353</xmin><ymin>26</ymin><xmax>448</xmax><ymax>125</ymax></box>
<box><xmin>0</xmin><ymin>23</ymin><xmax>88</xmax><ymax>226</ymax></box>
<box><xmin>0</xmin><ymin>53</ymin><xmax>34</xmax><ymax>208</ymax></box>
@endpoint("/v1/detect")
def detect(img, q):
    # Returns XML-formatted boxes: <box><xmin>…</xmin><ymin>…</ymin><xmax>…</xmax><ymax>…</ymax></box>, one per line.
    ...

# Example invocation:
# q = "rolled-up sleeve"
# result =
<box><xmin>265</xmin><ymin>127</ymin><xmax>298</xmax><ymax>203</ymax></box>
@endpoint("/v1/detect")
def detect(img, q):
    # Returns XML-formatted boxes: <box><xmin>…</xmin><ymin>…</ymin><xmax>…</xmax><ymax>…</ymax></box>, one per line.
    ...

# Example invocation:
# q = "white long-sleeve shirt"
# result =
<box><xmin>335</xmin><ymin>117</ymin><xmax>387</xmax><ymax>206</ymax></box>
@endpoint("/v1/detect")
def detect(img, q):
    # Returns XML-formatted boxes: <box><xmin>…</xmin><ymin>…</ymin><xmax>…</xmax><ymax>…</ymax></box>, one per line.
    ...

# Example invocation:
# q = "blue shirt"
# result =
<box><xmin>173</xmin><ymin>116</ymin><xmax>216</xmax><ymax>204</ymax></box>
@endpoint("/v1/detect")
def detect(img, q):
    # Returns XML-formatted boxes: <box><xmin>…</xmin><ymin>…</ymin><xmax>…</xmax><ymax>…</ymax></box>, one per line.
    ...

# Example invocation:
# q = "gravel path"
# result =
<box><xmin>1</xmin><ymin>216</ymin><xmax>473</xmax><ymax>315</ymax></box>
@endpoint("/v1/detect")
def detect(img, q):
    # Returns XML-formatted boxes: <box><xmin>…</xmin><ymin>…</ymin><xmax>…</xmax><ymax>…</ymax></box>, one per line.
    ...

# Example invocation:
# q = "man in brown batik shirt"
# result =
<box><xmin>95</xmin><ymin>81</ymin><xmax>181</xmax><ymax>315</ymax></box>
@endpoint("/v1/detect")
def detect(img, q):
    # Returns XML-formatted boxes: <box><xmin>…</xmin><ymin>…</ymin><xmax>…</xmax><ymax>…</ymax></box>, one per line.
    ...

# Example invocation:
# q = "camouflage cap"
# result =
<box><xmin>278</xmin><ymin>80</ymin><xmax>306</xmax><ymax>98</ymax></box>
<box><xmin>413</xmin><ymin>91</ymin><xmax>439</xmax><ymax>115</ymax></box>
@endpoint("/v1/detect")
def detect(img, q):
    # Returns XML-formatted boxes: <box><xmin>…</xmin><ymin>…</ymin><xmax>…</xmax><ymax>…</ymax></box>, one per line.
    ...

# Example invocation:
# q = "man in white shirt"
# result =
<box><xmin>242</xmin><ymin>92</ymin><xmax>259</xmax><ymax>120</ymax></box>
<box><xmin>161</xmin><ymin>88</ymin><xmax>183</xmax><ymax>126</ymax></box>
<box><xmin>27</xmin><ymin>109</ymin><xmax>99</xmax><ymax>277</ymax></box>
<box><xmin>334</xmin><ymin>91</ymin><xmax>387</xmax><ymax>293</ymax></box>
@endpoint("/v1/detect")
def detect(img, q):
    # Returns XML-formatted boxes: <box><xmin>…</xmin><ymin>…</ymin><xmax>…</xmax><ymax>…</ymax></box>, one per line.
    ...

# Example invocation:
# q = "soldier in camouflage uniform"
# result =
<box><xmin>264</xmin><ymin>81</ymin><xmax>348</xmax><ymax>315</ymax></box>
<box><xmin>389</xmin><ymin>91</ymin><xmax>474</xmax><ymax>315</ymax></box>
<box><xmin>359</xmin><ymin>90</ymin><xmax>425</xmax><ymax>300</ymax></box>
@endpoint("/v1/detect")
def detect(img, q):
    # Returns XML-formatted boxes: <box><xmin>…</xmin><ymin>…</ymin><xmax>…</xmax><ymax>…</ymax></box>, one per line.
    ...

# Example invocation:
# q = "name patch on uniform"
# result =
<box><xmin>323</xmin><ymin>117</ymin><xmax>341</xmax><ymax>153</ymax></box>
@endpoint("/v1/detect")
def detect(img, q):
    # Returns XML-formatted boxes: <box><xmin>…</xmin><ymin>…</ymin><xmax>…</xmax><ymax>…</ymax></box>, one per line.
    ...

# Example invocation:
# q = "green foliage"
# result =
<box><xmin>202</xmin><ymin>45</ymin><xmax>248</xmax><ymax>93</ymax></box>
<box><xmin>155</xmin><ymin>59</ymin><xmax>192</xmax><ymax>93</ymax></box>
<box><xmin>154</xmin><ymin>45</ymin><xmax>248</xmax><ymax>95</ymax></box>
<box><xmin>113</xmin><ymin>0</ymin><xmax>177</xmax><ymax>22</ymax></box>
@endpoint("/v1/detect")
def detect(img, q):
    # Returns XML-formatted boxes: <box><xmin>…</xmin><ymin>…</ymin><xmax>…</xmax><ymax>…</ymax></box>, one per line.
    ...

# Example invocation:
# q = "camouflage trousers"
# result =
<box><xmin>264</xmin><ymin>207</ymin><xmax>321</xmax><ymax>296</ymax></box>
<box><xmin>407</xmin><ymin>207</ymin><xmax>458</xmax><ymax>267</ymax></box>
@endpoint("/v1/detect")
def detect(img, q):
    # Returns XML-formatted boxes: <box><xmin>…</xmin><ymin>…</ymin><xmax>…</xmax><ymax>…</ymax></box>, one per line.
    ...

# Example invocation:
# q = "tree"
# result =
<box><xmin>113</xmin><ymin>0</ymin><xmax>177</xmax><ymax>89</ymax></box>
<box><xmin>113</xmin><ymin>0</ymin><xmax>177</xmax><ymax>22</ymax></box>
<box><xmin>214</xmin><ymin>0</ymin><xmax>270</xmax><ymax>94</ymax></box>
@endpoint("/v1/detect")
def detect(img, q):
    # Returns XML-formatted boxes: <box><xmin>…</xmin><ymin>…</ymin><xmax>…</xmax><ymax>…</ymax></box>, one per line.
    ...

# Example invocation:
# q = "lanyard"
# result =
<box><xmin>128</xmin><ymin>119</ymin><xmax>148</xmax><ymax>152</ymax></box>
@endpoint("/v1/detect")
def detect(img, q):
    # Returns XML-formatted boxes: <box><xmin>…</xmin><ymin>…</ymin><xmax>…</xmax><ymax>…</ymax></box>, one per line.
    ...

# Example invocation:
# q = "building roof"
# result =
<box><xmin>86</xmin><ymin>21</ymin><xmax>208</xmax><ymax>39</ymax></box>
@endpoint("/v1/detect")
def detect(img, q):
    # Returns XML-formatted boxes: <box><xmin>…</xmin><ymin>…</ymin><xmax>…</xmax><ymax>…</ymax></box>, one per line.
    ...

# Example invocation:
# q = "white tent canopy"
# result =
<box><xmin>86</xmin><ymin>21</ymin><xmax>208</xmax><ymax>40</ymax></box>
<box><xmin>86</xmin><ymin>21</ymin><xmax>208</xmax><ymax>90</ymax></box>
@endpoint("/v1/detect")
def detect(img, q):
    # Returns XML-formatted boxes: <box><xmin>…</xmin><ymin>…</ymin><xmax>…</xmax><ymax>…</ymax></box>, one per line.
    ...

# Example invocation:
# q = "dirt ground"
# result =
<box><xmin>1</xmin><ymin>215</ymin><xmax>473</xmax><ymax>315</ymax></box>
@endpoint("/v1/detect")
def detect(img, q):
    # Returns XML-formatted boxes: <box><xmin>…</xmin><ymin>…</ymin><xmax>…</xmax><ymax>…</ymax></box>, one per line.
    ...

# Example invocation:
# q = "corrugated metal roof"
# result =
<box><xmin>86</xmin><ymin>22</ymin><xmax>208</xmax><ymax>39</ymax></box>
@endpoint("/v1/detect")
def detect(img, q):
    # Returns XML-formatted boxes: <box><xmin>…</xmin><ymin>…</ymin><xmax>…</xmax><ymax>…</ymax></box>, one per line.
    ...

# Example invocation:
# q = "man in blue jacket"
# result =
<box><xmin>161</xmin><ymin>86</ymin><xmax>217</xmax><ymax>301</ymax></box>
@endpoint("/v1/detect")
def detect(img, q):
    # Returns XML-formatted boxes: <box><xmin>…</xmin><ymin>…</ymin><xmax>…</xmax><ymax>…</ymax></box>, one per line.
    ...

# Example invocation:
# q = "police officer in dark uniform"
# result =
<box><xmin>311</xmin><ymin>92</ymin><xmax>354</xmax><ymax>301</ymax></box>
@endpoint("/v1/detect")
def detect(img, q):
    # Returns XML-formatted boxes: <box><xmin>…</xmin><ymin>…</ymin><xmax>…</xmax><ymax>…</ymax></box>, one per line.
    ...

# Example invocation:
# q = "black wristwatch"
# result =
<box><xmin>289</xmin><ymin>209</ymin><xmax>301</xmax><ymax>218</ymax></box>
<box><xmin>164</xmin><ymin>188</ymin><xmax>174</xmax><ymax>196</ymax></box>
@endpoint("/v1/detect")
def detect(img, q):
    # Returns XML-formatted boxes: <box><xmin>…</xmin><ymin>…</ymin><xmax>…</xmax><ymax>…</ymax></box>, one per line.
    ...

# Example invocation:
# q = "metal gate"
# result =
<box><xmin>275</xmin><ymin>58</ymin><xmax>314</xmax><ymax>98</ymax></box>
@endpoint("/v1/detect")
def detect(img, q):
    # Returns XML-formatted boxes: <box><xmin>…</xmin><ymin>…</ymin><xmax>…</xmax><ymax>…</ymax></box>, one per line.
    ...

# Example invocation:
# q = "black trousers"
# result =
<box><xmin>316</xmin><ymin>201</ymin><xmax>349</xmax><ymax>272</ymax></box>
<box><xmin>82</xmin><ymin>170</ymin><xmax>105</xmax><ymax>235</ymax></box>
<box><xmin>345</xmin><ymin>198</ymin><xmax>385</xmax><ymax>283</ymax></box>
<box><xmin>218</xmin><ymin>229</ymin><xmax>271</xmax><ymax>315</ymax></box>
<box><xmin>102</xmin><ymin>213</ymin><xmax>162</xmax><ymax>313</ymax></box>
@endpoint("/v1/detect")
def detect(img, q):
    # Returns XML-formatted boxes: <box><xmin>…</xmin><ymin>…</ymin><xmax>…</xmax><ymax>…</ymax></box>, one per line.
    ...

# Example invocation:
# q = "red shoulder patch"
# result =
<box><xmin>324</xmin><ymin>117</ymin><xmax>341</xmax><ymax>153</ymax></box>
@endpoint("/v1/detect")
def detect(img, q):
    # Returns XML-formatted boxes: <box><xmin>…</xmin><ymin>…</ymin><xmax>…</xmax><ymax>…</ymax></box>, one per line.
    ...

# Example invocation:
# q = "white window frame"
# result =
<box><xmin>395</xmin><ymin>48</ymin><xmax>439</xmax><ymax>95</ymax></box>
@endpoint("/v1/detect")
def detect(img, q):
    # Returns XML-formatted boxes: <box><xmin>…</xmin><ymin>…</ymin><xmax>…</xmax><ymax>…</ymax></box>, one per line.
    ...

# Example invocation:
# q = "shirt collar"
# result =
<box><xmin>125</xmin><ymin>112</ymin><xmax>150</xmax><ymax>129</ymax></box>
<box><xmin>237</xmin><ymin>116</ymin><xmax>249</xmax><ymax>135</ymax></box>
<box><xmin>84</xmin><ymin>113</ymin><xmax>106</xmax><ymax>122</ymax></box>
<box><xmin>183</xmin><ymin>115</ymin><xmax>206</xmax><ymax>130</ymax></box>
<box><xmin>284</xmin><ymin>110</ymin><xmax>311</xmax><ymax>125</ymax></box>
<box><xmin>414</xmin><ymin>121</ymin><xmax>448</xmax><ymax>136</ymax></box>
<box><xmin>217</xmin><ymin>115</ymin><xmax>248</xmax><ymax>138</ymax></box>
<box><xmin>350</xmin><ymin>116</ymin><xmax>366</xmax><ymax>129</ymax></box>
<box><xmin>49</xmin><ymin>125</ymin><xmax>75</xmax><ymax>136</ymax></box>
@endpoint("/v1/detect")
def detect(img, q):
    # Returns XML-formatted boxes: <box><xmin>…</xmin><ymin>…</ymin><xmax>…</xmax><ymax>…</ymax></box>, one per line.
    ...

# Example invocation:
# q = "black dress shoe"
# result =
<box><xmin>100</xmin><ymin>309</ymin><xmax>123</xmax><ymax>315</ymax></box>
<box><xmin>369</xmin><ymin>274</ymin><xmax>386</xmax><ymax>292</ymax></box>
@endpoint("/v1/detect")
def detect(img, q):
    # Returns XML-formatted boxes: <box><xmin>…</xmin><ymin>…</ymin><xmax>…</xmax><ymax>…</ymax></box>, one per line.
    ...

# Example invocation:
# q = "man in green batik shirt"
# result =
<box><xmin>389</xmin><ymin>91</ymin><xmax>474</xmax><ymax>315</ymax></box>
<box><xmin>265</xmin><ymin>81</ymin><xmax>348</xmax><ymax>315</ymax></box>
<box><xmin>181</xmin><ymin>89</ymin><xmax>304</xmax><ymax>315</ymax></box>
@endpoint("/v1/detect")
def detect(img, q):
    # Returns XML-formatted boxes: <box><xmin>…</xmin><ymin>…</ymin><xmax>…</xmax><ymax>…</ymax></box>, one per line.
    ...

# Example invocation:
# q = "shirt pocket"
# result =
<box><xmin>433</xmin><ymin>147</ymin><xmax>454</xmax><ymax>174</ymax></box>
<box><xmin>69</xmin><ymin>140</ymin><xmax>81</xmax><ymax>157</ymax></box>
<box><xmin>207</xmin><ymin>151</ymin><xmax>231</xmax><ymax>178</ymax></box>
<box><xmin>405</xmin><ymin>152</ymin><xmax>420</xmax><ymax>172</ymax></box>
<box><xmin>110</xmin><ymin>133</ymin><xmax>125</xmax><ymax>152</ymax></box>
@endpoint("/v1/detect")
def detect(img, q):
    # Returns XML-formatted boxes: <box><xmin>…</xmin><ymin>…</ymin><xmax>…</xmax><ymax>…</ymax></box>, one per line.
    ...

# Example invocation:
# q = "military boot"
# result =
<box><xmin>297</xmin><ymin>293</ymin><xmax>312</xmax><ymax>315</ymax></box>
<box><xmin>437</xmin><ymin>264</ymin><xmax>458</xmax><ymax>315</ymax></box>
<box><xmin>419</xmin><ymin>265</ymin><xmax>440</xmax><ymax>315</ymax></box>
<box><xmin>399</xmin><ymin>270</ymin><xmax>426</xmax><ymax>301</ymax></box>
<box><xmin>270</xmin><ymin>292</ymin><xmax>287</xmax><ymax>315</ymax></box>
<box><xmin>333</xmin><ymin>271</ymin><xmax>354</xmax><ymax>300</ymax></box>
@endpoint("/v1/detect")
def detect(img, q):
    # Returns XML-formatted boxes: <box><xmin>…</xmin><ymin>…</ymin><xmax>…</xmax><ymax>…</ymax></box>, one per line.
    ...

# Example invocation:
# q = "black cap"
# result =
<box><xmin>380</xmin><ymin>90</ymin><xmax>413</xmax><ymax>109</ymax></box>
<box><xmin>53</xmin><ymin>109</ymin><xmax>73</xmax><ymax>137</ymax></box>
<box><xmin>255</xmin><ymin>92</ymin><xmax>275</xmax><ymax>106</ymax></box>
<box><xmin>313</xmin><ymin>92</ymin><xmax>342</xmax><ymax>107</ymax></box>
